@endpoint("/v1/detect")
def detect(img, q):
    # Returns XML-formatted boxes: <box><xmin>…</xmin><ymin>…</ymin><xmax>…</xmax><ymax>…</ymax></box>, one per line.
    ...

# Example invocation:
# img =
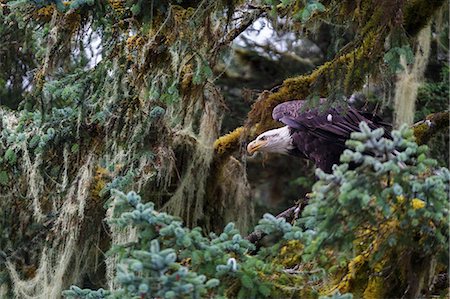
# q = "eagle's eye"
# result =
<box><xmin>259</xmin><ymin>136</ymin><xmax>267</xmax><ymax>141</ymax></box>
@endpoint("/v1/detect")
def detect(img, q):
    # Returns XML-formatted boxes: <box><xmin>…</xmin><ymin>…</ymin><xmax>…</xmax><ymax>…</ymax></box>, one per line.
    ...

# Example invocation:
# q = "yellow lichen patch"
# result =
<box><xmin>34</xmin><ymin>5</ymin><xmax>55</xmax><ymax>22</ymax></box>
<box><xmin>181</xmin><ymin>64</ymin><xmax>194</xmax><ymax>92</ymax></box>
<box><xmin>411</xmin><ymin>198</ymin><xmax>426</xmax><ymax>210</ymax></box>
<box><xmin>324</xmin><ymin>254</ymin><xmax>369</xmax><ymax>295</ymax></box>
<box><xmin>277</xmin><ymin>240</ymin><xmax>303</xmax><ymax>267</ymax></box>
<box><xmin>64</xmin><ymin>11</ymin><xmax>81</xmax><ymax>34</ymax></box>
<box><xmin>362</xmin><ymin>259</ymin><xmax>386</xmax><ymax>298</ymax></box>
<box><xmin>373</xmin><ymin>219</ymin><xmax>399</xmax><ymax>252</ymax></box>
<box><xmin>126</xmin><ymin>35</ymin><xmax>145</xmax><ymax>51</ymax></box>
<box><xmin>109</xmin><ymin>0</ymin><xmax>125</xmax><ymax>14</ymax></box>
<box><xmin>246</xmin><ymin>79</ymin><xmax>313</xmax><ymax>133</ymax></box>
<box><xmin>347</xmin><ymin>255</ymin><xmax>366</xmax><ymax>279</ymax></box>
<box><xmin>413</xmin><ymin>122</ymin><xmax>430</xmax><ymax>145</ymax></box>
<box><xmin>168</xmin><ymin>5</ymin><xmax>196</xmax><ymax>42</ymax></box>
<box><xmin>91</xmin><ymin>166</ymin><xmax>109</xmax><ymax>201</ymax></box>
<box><xmin>413</xmin><ymin>112</ymin><xmax>450</xmax><ymax>145</ymax></box>
<box><xmin>324</xmin><ymin>217</ymin><xmax>402</xmax><ymax>296</ymax></box>
<box><xmin>396</xmin><ymin>195</ymin><xmax>405</xmax><ymax>204</ymax></box>
<box><xmin>213</xmin><ymin>127</ymin><xmax>244</xmax><ymax>155</ymax></box>
<box><xmin>363</xmin><ymin>276</ymin><xmax>384</xmax><ymax>299</ymax></box>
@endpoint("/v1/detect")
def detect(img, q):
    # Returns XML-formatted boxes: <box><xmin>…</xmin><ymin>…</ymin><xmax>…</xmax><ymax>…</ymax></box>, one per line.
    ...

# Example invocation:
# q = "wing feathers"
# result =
<box><xmin>273</xmin><ymin>101</ymin><xmax>390</xmax><ymax>143</ymax></box>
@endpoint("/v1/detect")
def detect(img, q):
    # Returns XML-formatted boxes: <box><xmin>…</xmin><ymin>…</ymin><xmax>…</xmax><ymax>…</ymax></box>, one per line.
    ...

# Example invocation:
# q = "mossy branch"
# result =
<box><xmin>213</xmin><ymin>127</ymin><xmax>245</xmax><ymax>156</ymax></box>
<box><xmin>413</xmin><ymin>111</ymin><xmax>450</xmax><ymax>145</ymax></box>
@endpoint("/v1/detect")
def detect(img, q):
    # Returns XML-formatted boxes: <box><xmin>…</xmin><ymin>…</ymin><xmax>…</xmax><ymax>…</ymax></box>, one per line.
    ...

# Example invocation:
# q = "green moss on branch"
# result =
<box><xmin>413</xmin><ymin>111</ymin><xmax>450</xmax><ymax>145</ymax></box>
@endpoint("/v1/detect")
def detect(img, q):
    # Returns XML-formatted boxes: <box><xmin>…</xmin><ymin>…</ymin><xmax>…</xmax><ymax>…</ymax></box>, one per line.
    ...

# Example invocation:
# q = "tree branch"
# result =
<box><xmin>217</xmin><ymin>6</ymin><xmax>268</xmax><ymax>49</ymax></box>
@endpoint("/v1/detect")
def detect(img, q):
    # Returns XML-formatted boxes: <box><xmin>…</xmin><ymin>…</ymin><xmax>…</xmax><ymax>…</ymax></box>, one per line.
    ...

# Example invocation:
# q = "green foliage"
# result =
<box><xmin>0</xmin><ymin>170</ymin><xmax>9</xmax><ymax>185</ymax></box>
<box><xmin>192</xmin><ymin>57</ymin><xmax>214</xmax><ymax>85</ymax></box>
<box><xmin>264</xmin><ymin>0</ymin><xmax>326</xmax><ymax>22</ymax></box>
<box><xmin>4</xmin><ymin>148</ymin><xmax>17</xmax><ymax>165</ymax></box>
<box><xmin>18</xmin><ymin>0</ymin><xmax>94</xmax><ymax>11</ymax></box>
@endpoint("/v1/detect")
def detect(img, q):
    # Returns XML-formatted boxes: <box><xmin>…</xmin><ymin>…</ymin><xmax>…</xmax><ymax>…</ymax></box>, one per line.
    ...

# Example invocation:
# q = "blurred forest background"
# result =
<box><xmin>0</xmin><ymin>0</ymin><xmax>449</xmax><ymax>298</ymax></box>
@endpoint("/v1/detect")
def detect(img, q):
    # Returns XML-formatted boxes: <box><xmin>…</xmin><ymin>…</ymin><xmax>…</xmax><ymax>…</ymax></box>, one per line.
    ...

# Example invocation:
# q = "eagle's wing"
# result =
<box><xmin>272</xmin><ymin>100</ymin><xmax>390</xmax><ymax>143</ymax></box>
<box><xmin>272</xmin><ymin>99</ymin><xmax>326</xmax><ymax>120</ymax></box>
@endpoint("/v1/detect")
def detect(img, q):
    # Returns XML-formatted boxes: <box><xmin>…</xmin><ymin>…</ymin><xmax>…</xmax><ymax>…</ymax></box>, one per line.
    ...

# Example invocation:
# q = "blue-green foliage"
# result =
<box><xmin>149</xmin><ymin>106</ymin><xmax>165</xmax><ymax>119</ymax></box>
<box><xmin>320</xmin><ymin>291</ymin><xmax>353</xmax><ymax>299</ymax></box>
<box><xmin>255</xmin><ymin>213</ymin><xmax>302</xmax><ymax>240</ymax></box>
<box><xmin>0</xmin><ymin>107</ymin><xmax>76</xmax><ymax>164</ymax></box>
<box><xmin>100</xmin><ymin>171</ymin><xmax>136</xmax><ymax>198</ymax></box>
<box><xmin>64</xmin><ymin>189</ymin><xmax>300</xmax><ymax>299</ymax></box>
<box><xmin>300</xmin><ymin>123</ymin><xmax>449</xmax><ymax>265</ymax></box>
<box><xmin>295</xmin><ymin>0</ymin><xmax>326</xmax><ymax>22</ymax></box>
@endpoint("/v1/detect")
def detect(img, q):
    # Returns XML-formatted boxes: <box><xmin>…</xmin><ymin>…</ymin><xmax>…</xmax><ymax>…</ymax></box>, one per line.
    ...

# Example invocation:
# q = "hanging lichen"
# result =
<box><xmin>394</xmin><ymin>24</ymin><xmax>432</xmax><ymax>127</ymax></box>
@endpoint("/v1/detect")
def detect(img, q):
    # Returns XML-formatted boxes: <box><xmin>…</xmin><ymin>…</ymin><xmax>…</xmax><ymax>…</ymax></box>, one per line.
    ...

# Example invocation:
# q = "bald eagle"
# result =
<box><xmin>247</xmin><ymin>100</ymin><xmax>391</xmax><ymax>173</ymax></box>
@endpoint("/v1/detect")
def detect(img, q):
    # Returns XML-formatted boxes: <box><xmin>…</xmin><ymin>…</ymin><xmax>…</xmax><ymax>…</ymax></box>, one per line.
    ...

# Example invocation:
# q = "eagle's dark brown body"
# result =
<box><xmin>272</xmin><ymin>100</ymin><xmax>391</xmax><ymax>172</ymax></box>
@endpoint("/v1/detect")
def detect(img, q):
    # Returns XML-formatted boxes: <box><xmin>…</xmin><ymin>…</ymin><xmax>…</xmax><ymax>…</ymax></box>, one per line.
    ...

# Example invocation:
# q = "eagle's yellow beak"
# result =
<box><xmin>247</xmin><ymin>139</ymin><xmax>268</xmax><ymax>155</ymax></box>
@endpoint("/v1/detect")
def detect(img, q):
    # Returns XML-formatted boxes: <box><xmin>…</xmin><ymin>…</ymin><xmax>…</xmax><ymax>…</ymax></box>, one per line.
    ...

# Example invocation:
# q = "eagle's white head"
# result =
<box><xmin>247</xmin><ymin>126</ymin><xmax>294</xmax><ymax>155</ymax></box>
